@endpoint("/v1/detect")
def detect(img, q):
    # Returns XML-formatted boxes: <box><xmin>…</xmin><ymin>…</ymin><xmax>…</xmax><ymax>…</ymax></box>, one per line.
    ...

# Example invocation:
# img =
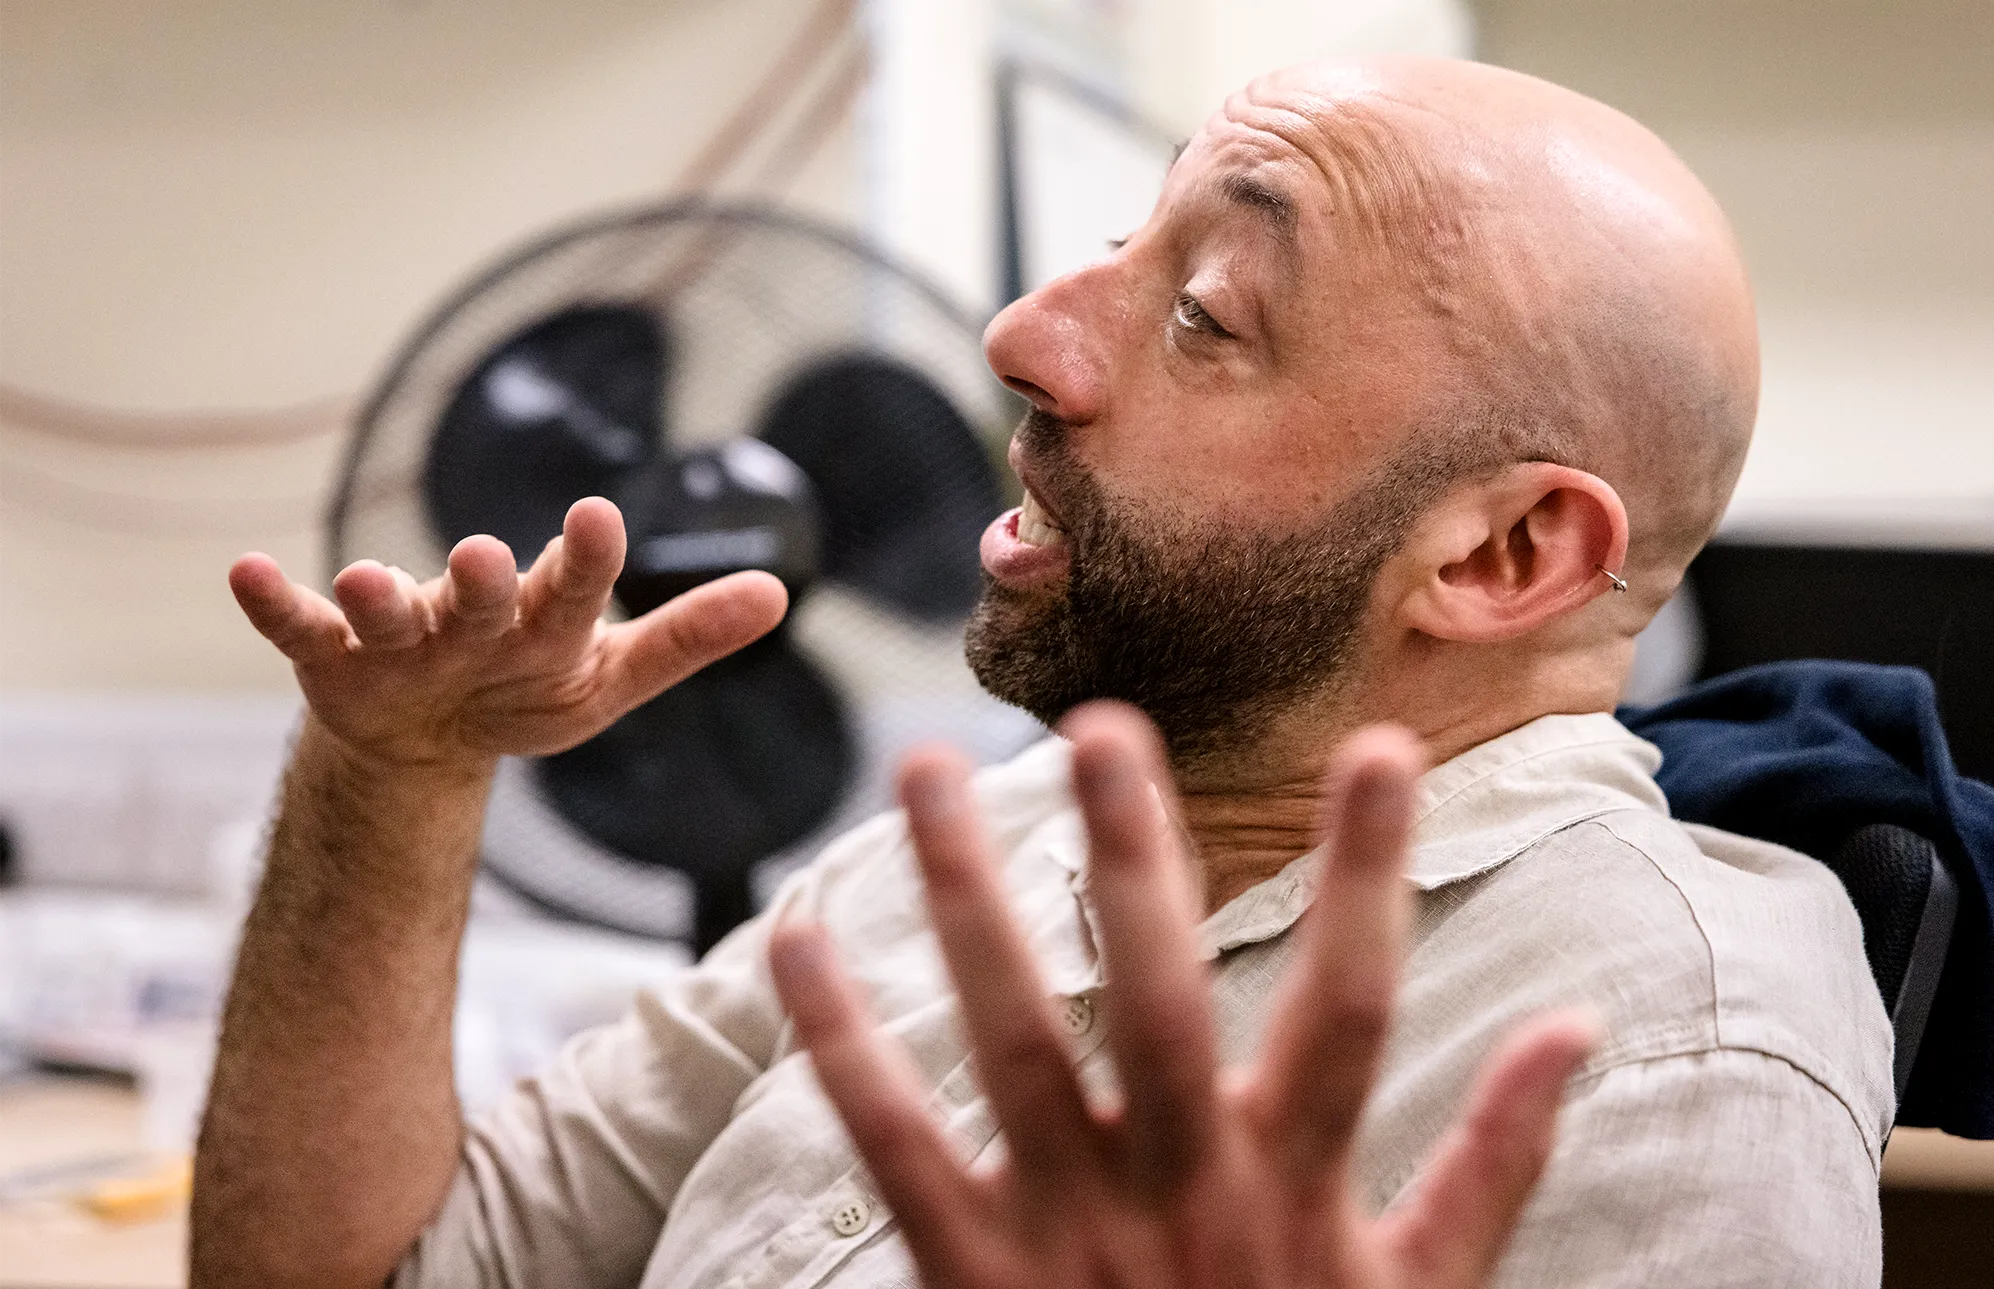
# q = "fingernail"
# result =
<box><xmin>902</xmin><ymin>765</ymin><xmax>963</xmax><ymax>820</ymax></box>
<box><xmin>769</xmin><ymin>921</ymin><xmax>830</xmax><ymax>984</ymax></box>
<box><xmin>1562</xmin><ymin>1007</ymin><xmax>1609</xmax><ymax>1056</ymax></box>
<box><xmin>1077</xmin><ymin>746</ymin><xmax>1138</xmax><ymax>802</ymax></box>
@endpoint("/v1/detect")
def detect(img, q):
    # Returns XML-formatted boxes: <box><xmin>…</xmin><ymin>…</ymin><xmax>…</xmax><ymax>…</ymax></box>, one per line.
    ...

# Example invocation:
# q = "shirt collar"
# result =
<box><xmin>1406</xmin><ymin>711</ymin><xmax>1665</xmax><ymax>889</ymax></box>
<box><xmin>1042</xmin><ymin>712</ymin><xmax>1667</xmax><ymax>961</ymax></box>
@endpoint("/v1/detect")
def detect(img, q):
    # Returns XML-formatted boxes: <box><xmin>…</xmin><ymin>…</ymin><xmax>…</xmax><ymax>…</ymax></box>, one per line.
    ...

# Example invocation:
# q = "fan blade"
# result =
<box><xmin>753</xmin><ymin>354</ymin><xmax>1004</xmax><ymax>622</ymax></box>
<box><xmin>533</xmin><ymin>633</ymin><xmax>855</xmax><ymax>952</ymax></box>
<box><xmin>423</xmin><ymin>304</ymin><xmax>669</xmax><ymax>566</ymax></box>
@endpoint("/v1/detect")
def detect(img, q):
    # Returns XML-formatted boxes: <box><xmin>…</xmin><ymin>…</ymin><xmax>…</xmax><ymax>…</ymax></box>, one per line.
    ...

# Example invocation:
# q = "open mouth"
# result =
<box><xmin>980</xmin><ymin>480</ymin><xmax>1074</xmax><ymax>588</ymax></box>
<box><xmin>1016</xmin><ymin>486</ymin><xmax>1068</xmax><ymax>548</ymax></box>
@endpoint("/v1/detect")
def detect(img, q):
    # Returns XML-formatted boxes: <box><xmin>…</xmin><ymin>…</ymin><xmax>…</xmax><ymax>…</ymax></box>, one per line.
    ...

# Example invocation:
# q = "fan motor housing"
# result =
<box><xmin>615</xmin><ymin>439</ymin><xmax>822</xmax><ymax>616</ymax></box>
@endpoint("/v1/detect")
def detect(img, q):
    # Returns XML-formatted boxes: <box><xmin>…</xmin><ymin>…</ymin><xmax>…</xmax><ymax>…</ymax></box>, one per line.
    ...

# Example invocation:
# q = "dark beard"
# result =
<box><xmin>965</xmin><ymin>412</ymin><xmax>1441</xmax><ymax>766</ymax></box>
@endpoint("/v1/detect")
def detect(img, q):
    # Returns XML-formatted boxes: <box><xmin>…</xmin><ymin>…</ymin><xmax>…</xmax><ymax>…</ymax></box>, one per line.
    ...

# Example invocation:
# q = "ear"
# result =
<box><xmin>1393</xmin><ymin>463</ymin><xmax>1630</xmax><ymax>644</ymax></box>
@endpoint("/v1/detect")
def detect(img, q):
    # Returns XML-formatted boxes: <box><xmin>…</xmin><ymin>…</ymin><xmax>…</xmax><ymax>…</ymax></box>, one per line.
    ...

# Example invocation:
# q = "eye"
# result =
<box><xmin>1106</xmin><ymin>237</ymin><xmax>1128</xmax><ymax>251</ymax></box>
<box><xmin>1172</xmin><ymin>291</ymin><xmax>1232</xmax><ymax>339</ymax></box>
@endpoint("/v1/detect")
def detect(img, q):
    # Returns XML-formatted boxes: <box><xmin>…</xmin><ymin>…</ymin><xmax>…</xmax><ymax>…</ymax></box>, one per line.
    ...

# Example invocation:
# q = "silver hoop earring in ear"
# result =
<box><xmin>1596</xmin><ymin>565</ymin><xmax>1629</xmax><ymax>593</ymax></box>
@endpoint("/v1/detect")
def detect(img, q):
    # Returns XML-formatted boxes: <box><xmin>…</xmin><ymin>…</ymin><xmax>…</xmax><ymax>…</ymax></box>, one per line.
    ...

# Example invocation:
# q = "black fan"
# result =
<box><xmin>330</xmin><ymin>202</ymin><xmax>1037</xmax><ymax>951</ymax></box>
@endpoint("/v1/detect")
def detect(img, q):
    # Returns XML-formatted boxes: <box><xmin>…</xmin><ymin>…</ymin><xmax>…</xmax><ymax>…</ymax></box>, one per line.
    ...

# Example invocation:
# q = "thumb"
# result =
<box><xmin>594</xmin><ymin>571</ymin><xmax>789</xmax><ymax>716</ymax></box>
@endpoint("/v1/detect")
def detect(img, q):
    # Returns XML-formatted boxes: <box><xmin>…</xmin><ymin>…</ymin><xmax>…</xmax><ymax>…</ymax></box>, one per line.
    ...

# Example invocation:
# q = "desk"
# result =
<box><xmin>0</xmin><ymin>1079</ymin><xmax>184</xmax><ymax>1289</ymax></box>
<box><xmin>5</xmin><ymin>1076</ymin><xmax>1994</xmax><ymax>1288</ymax></box>
<box><xmin>1883</xmin><ymin>1124</ymin><xmax>1994</xmax><ymax>1192</ymax></box>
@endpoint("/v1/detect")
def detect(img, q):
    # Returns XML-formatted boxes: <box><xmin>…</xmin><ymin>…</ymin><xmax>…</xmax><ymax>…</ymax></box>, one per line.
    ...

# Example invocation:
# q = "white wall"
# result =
<box><xmin>864</xmin><ymin>0</ymin><xmax>998</xmax><ymax>312</ymax></box>
<box><xmin>1475</xmin><ymin>0</ymin><xmax>1994</xmax><ymax>541</ymax></box>
<box><xmin>11</xmin><ymin>0</ymin><xmax>1982</xmax><ymax>697</ymax></box>
<box><xmin>1014</xmin><ymin>0</ymin><xmax>1994</xmax><ymax>540</ymax></box>
<box><xmin>1122</xmin><ymin>0</ymin><xmax>1472</xmax><ymax>136</ymax></box>
<box><xmin>0</xmin><ymin>0</ymin><xmax>860</xmax><ymax>689</ymax></box>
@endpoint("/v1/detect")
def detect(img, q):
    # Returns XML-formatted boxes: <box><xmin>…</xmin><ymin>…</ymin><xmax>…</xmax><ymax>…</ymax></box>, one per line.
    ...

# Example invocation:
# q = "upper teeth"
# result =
<box><xmin>1018</xmin><ymin>490</ymin><xmax>1067</xmax><ymax>547</ymax></box>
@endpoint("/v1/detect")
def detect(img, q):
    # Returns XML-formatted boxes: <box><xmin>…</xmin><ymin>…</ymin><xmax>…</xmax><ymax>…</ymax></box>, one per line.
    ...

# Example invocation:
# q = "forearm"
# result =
<box><xmin>192</xmin><ymin>716</ymin><xmax>497</xmax><ymax>1289</ymax></box>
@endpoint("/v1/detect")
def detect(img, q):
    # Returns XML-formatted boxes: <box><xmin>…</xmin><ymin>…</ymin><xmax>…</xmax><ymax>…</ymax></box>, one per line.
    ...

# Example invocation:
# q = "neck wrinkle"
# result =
<box><xmin>1161</xmin><ymin>684</ymin><xmax>1363</xmax><ymax>916</ymax></box>
<box><xmin>1174</xmin><ymin>775</ymin><xmax>1334</xmax><ymax>918</ymax></box>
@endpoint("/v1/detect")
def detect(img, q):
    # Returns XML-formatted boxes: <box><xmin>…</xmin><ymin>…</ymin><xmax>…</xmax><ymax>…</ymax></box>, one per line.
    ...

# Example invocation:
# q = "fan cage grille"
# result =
<box><xmin>331</xmin><ymin>201</ymin><xmax>1042</xmax><ymax>942</ymax></box>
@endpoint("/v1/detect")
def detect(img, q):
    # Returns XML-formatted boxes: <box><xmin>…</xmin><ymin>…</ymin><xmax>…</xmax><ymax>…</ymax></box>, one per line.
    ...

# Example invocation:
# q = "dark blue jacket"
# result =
<box><xmin>1622</xmin><ymin>660</ymin><xmax>1994</xmax><ymax>1138</ymax></box>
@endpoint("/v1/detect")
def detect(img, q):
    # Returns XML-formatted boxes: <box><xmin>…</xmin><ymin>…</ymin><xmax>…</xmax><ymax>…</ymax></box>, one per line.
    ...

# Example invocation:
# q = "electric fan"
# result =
<box><xmin>329</xmin><ymin>201</ymin><xmax>1040</xmax><ymax>951</ymax></box>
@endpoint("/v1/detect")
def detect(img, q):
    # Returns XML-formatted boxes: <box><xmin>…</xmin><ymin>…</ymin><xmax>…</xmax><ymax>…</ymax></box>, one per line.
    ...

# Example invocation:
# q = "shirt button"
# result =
<box><xmin>1060</xmin><ymin>995</ymin><xmax>1094</xmax><ymax>1037</ymax></box>
<box><xmin>829</xmin><ymin>1198</ymin><xmax>872</xmax><ymax>1237</ymax></box>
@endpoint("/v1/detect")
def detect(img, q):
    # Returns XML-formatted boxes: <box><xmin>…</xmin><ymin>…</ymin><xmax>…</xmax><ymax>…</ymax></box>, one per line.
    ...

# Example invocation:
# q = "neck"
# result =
<box><xmin>1165</xmin><ymin>636</ymin><xmax>1633</xmax><ymax>915</ymax></box>
<box><xmin>1168</xmin><ymin>700</ymin><xmax>1358</xmax><ymax>915</ymax></box>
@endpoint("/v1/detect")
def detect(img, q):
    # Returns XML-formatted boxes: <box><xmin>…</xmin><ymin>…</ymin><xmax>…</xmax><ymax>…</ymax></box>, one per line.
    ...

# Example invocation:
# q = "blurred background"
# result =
<box><xmin>1</xmin><ymin>1</ymin><xmax>1989</xmax><ymax>1284</ymax></box>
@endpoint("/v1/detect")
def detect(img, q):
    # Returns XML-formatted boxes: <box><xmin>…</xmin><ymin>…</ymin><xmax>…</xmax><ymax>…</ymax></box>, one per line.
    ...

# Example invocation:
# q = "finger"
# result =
<box><xmin>593</xmin><ymin>571</ymin><xmax>787</xmax><ymax>717</ymax></box>
<box><xmin>1060</xmin><ymin>702</ymin><xmax>1219</xmax><ymax>1188</ymax></box>
<box><xmin>1250</xmin><ymin>725</ymin><xmax>1424</xmax><ymax>1177</ymax></box>
<box><xmin>899</xmin><ymin>747</ymin><xmax>1097</xmax><ymax>1181</ymax></box>
<box><xmin>331</xmin><ymin>560</ymin><xmax>428</xmax><ymax>649</ymax></box>
<box><xmin>518</xmin><ymin>497</ymin><xmax>627</xmax><ymax>635</ymax></box>
<box><xmin>438</xmin><ymin>535</ymin><xmax>520</xmax><ymax>639</ymax></box>
<box><xmin>769</xmin><ymin>918</ymin><xmax>982</xmax><ymax>1274</ymax></box>
<box><xmin>229</xmin><ymin>553</ymin><xmax>354</xmax><ymax>661</ymax></box>
<box><xmin>1381</xmin><ymin>1011</ymin><xmax>1600</xmax><ymax>1284</ymax></box>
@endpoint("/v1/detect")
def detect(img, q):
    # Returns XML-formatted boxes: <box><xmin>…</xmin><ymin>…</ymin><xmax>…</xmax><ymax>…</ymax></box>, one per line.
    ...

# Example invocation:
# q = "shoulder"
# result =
<box><xmin>1592</xmin><ymin>814</ymin><xmax>1890</xmax><ymax>1118</ymax></box>
<box><xmin>1490</xmin><ymin>1044</ymin><xmax>1884</xmax><ymax>1288</ymax></box>
<box><xmin>1406</xmin><ymin>810</ymin><xmax>1893</xmax><ymax>1157</ymax></box>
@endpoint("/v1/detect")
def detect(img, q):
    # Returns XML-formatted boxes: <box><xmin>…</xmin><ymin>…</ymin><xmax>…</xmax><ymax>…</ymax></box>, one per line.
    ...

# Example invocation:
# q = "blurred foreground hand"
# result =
<box><xmin>772</xmin><ymin>704</ymin><xmax>1598</xmax><ymax>1289</ymax></box>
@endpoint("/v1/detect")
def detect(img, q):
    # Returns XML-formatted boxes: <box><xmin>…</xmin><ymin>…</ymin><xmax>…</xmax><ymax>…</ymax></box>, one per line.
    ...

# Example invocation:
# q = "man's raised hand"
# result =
<box><xmin>201</xmin><ymin>498</ymin><xmax>783</xmax><ymax>1284</ymax></box>
<box><xmin>770</xmin><ymin>703</ymin><xmax>1598</xmax><ymax>1289</ymax></box>
<box><xmin>229</xmin><ymin>496</ymin><xmax>788</xmax><ymax>771</ymax></box>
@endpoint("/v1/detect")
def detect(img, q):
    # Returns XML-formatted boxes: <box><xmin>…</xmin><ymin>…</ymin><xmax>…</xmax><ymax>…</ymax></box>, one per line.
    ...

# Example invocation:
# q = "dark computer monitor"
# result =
<box><xmin>1686</xmin><ymin>540</ymin><xmax>1994</xmax><ymax>782</ymax></box>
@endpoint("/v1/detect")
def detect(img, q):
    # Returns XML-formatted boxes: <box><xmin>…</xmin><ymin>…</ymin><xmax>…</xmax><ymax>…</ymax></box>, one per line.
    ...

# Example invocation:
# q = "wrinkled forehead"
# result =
<box><xmin>1169</xmin><ymin>66</ymin><xmax>1464</xmax><ymax>272</ymax></box>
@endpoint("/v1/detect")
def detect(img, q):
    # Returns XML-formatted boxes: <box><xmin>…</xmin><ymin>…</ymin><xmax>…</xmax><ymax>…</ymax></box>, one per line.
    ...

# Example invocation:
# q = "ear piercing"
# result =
<box><xmin>1596</xmin><ymin>564</ymin><xmax>1629</xmax><ymax>593</ymax></box>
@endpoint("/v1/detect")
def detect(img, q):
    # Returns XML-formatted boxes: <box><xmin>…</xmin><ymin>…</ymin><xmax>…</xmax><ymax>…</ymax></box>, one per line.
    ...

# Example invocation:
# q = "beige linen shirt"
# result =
<box><xmin>397</xmin><ymin>713</ymin><xmax>1893</xmax><ymax>1288</ymax></box>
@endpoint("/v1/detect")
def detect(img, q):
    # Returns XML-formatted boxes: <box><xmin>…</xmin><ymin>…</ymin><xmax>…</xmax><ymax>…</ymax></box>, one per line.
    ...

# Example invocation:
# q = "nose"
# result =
<box><xmin>981</xmin><ymin>263</ymin><xmax>1112</xmax><ymax>425</ymax></box>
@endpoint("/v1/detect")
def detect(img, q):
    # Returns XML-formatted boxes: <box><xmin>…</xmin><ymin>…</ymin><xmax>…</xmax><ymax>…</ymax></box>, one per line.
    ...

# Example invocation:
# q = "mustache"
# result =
<box><xmin>1014</xmin><ymin>406</ymin><xmax>1069</xmax><ymax>457</ymax></box>
<box><xmin>1012</xmin><ymin>409</ymin><xmax>1108</xmax><ymax>538</ymax></box>
<box><xmin>1012</xmin><ymin>408</ymin><xmax>1101</xmax><ymax>529</ymax></box>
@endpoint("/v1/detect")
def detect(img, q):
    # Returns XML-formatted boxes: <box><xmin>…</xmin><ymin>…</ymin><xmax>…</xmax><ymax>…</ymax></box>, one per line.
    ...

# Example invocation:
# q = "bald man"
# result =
<box><xmin>192</xmin><ymin>57</ymin><xmax>1889</xmax><ymax>1289</ymax></box>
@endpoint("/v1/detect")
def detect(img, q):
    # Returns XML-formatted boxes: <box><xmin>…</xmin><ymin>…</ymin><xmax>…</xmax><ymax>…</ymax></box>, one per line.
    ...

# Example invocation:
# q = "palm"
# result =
<box><xmin>770</xmin><ymin>708</ymin><xmax>1595</xmax><ymax>1289</ymax></box>
<box><xmin>288</xmin><ymin>613</ymin><xmax>609</xmax><ymax>762</ymax></box>
<box><xmin>952</xmin><ymin>1060</ymin><xmax>1543</xmax><ymax>1289</ymax></box>
<box><xmin>230</xmin><ymin>497</ymin><xmax>786</xmax><ymax>770</ymax></box>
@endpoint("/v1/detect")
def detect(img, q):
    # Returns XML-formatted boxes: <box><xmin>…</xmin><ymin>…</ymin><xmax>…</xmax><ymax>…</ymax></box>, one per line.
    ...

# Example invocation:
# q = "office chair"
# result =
<box><xmin>1825</xmin><ymin>824</ymin><xmax>1959</xmax><ymax>1104</ymax></box>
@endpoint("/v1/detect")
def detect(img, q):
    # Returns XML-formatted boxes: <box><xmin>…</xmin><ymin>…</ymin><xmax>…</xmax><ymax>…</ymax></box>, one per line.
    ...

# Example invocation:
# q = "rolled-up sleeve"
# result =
<box><xmin>1490</xmin><ymin>1046</ymin><xmax>1882</xmax><ymax>1288</ymax></box>
<box><xmin>392</xmin><ymin>901</ymin><xmax>792</xmax><ymax>1289</ymax></box>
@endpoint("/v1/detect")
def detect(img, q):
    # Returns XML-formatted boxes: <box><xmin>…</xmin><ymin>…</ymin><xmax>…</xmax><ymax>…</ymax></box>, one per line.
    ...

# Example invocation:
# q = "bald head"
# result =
<box><xmin>1237</xmin><ymin>56</ymin><xmax>1758</xmax><ymax>602</ymax></box>
<box><xmin>975</xmin><ymin>55</ymin><xmax>1759</xmax><ymax>764</ymax></box>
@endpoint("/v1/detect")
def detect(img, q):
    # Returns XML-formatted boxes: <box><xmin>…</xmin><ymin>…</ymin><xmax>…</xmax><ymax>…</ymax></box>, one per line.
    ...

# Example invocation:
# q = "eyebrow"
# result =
<box><xmin>1216</xmin><ymin>171</ymin><xmax>1300</xmax><ymax>244</ymax></box>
